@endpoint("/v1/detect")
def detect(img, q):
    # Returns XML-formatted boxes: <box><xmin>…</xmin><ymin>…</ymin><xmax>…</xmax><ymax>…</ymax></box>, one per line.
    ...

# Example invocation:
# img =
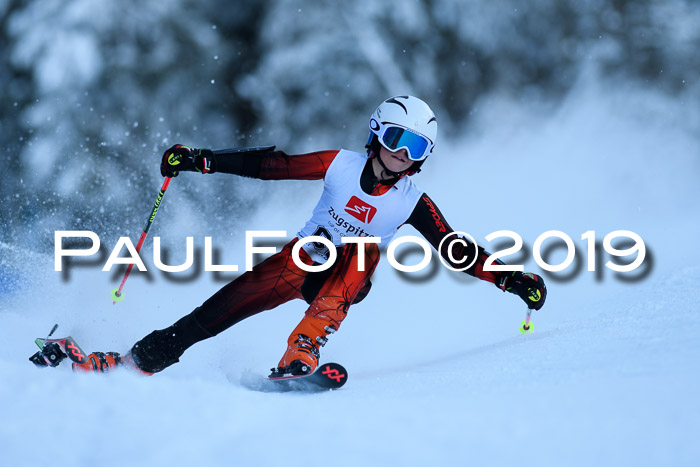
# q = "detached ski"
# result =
<box><xmin>268</xmin><ymin>362</ymin><xmax>348</xmax><ymax>392</ymax></box>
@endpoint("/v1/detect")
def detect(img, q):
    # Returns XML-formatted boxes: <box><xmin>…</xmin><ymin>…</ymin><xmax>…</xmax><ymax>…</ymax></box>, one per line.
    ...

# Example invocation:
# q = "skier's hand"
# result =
<box><xmin>497</xmin><ymin>271</ymin><xmax>547</xmax><ymax>310</ymax></box>
<box><xmin>160</xmin><ymin>144</ymin><xmax>214</xmax><ymax>177</ymax></box>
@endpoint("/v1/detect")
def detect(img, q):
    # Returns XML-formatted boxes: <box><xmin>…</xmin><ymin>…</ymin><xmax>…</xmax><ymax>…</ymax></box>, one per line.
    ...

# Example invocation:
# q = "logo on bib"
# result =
<box><xmin>344</xmin><ymin>196</ymin><xmax>377</xmax><ymax>224</ymax></box>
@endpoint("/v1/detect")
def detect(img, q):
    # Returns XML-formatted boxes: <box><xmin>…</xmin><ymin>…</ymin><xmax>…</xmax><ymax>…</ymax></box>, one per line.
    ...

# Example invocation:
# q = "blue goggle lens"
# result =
<box><xmin>381</xmin><ymin>126</ymin><xmax>430</xmax><ymax>161</ymax></box>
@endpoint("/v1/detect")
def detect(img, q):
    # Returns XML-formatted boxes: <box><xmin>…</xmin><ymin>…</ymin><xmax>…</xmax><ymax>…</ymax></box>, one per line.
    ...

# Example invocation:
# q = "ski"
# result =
<box><xmin>268</xmin><ymin>362</ymin><xmax>348</xmax><ymax>392</ymax></box>
<box><xmin>29</xmin><ymin>324</ymin><xmax>89</xmax><ymax>368</ymax></box>
<box><xmin>28</xmin><ymin>325</ymin><xmax>348</xmax><ymax>392</ymax></box>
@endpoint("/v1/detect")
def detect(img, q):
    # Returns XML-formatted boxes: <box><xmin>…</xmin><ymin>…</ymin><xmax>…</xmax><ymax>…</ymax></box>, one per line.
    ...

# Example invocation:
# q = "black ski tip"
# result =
<box><xmin>267</xmin><ymin>362</ymin><xmax>348</xmax><ymax>392</ymax></box>
<box><xmin>314</xmin><ymin>362</ymin><xmax>348</xmax><ymax>388</ymax></box>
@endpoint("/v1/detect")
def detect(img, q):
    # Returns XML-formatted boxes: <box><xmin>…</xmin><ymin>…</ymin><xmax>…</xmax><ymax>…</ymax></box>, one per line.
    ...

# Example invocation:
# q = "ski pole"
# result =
<box><xmin>519</xmin><ymin>307</ymin><xmax>534</xmax><ymax>334</ymax></box>
<box><xmin>111</xmin><ymin>177</ymin><xmax>172</xmax><ymax>303</ymax></box>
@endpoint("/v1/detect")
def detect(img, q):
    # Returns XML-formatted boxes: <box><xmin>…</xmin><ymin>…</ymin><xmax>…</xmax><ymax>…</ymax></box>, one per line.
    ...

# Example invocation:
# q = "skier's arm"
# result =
<box><xmin>405</xmin><ymin>193</ymin><xmax>547</xmax><ymax>310</ymax></box>
<box><xmin>160</xmin><ymin>144</ymin><xmax>338</xmax><ymax>180</ymax></box>
<box><xmin>214</xmin><ymin>148</ymin><xmax>339</xmax><ymax>180</ymax></box>
<box><xmin>405</xmin><ymin>193</ymin><xmax>501</xmax><ymax>283</ymax></box>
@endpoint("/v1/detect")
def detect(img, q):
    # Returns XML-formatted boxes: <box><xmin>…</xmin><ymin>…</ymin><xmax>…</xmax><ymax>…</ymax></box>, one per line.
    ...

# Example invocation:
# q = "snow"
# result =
<box><xmin>1</xmin><ymin>81</ymin><xmax>700</xmax><ymax>466</ymax></box>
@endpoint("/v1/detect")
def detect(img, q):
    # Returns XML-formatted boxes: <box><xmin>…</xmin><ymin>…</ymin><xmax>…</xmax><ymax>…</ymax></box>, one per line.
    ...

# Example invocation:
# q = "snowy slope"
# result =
<box><xmin>1</xmin><ymin>82</ymin><xmax>699</xmax><ymax>467</ymax></box>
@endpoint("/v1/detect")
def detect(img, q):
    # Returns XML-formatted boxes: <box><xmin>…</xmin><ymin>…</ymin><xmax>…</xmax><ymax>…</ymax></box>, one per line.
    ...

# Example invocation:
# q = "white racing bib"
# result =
<box><xmin>297</xmin><ymin>149</ymin><xmax>423</xmax><ymax>262</ymax></box>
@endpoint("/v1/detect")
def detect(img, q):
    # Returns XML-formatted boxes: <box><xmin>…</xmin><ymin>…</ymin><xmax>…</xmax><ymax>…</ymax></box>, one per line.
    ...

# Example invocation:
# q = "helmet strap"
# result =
<box><xmin>374</xmin><ymin>151</ymin><xmax>407</xmax><ymax>179</ymax></box>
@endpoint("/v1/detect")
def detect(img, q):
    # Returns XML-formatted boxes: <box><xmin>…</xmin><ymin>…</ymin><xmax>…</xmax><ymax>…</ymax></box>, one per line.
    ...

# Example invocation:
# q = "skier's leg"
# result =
<box><xmin>192</xmin><ymin>239</ymin><xmax>311</xmax><ymax>335</ymax></box>
<box><xmin>127</xmin><ymin>239</ymin><xmax>312</xmax><ymax>373</ymax></box>
<box><xmin>72</xmin><ymin>309</ymin><xmax>212</xmax><ymax>375</ymax></box>
<box><xmin>276</xmin><ymin>242</ymin><xmax>380</xmax><ymax>374</ymax></box>
<box><xmin>73</xmin><ymin>239</ymin><xmax>311</xmax><ymax>374</ymax></box>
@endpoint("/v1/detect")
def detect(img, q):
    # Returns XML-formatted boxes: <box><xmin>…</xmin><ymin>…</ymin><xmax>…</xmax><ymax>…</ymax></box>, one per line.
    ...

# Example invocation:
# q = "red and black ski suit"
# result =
<box><xmin>128</xmin><ymin>149</ymin><xmax>506</xmax><ymax>375</ymax></box>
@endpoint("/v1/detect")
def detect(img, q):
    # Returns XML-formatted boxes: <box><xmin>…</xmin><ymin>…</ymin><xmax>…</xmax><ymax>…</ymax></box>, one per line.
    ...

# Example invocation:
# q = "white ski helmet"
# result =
<box><xmin>367</xmin><ymin>95</ymin><xmax>437</xmax><ymax>163</ymax></box>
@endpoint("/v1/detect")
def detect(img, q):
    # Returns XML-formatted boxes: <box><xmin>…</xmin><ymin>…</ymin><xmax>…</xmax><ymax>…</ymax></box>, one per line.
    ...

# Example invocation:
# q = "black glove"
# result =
<box><xmin>497</xmin><ymin>271</ymin><xmax>547</xmax><ymax>311</ymax></box>
<box><xmin>160</xmin><ymin>144</ymin><xmax>214</xmax><ymax>177</ymax></box>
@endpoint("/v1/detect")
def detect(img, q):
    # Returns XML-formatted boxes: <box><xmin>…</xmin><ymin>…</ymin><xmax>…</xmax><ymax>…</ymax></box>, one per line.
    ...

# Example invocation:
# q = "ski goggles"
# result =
<box><xmin>375</xmin><ymin>124</ymin><xmax>433</xmax><ymax>161</ymax></box>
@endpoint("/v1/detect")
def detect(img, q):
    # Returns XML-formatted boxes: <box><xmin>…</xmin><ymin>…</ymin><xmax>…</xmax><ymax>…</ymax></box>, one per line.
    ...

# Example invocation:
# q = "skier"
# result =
<box><xmin>70</xmin><ymin>95</ymin><xmax>547</xmax><ymax>376</ymax></box>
